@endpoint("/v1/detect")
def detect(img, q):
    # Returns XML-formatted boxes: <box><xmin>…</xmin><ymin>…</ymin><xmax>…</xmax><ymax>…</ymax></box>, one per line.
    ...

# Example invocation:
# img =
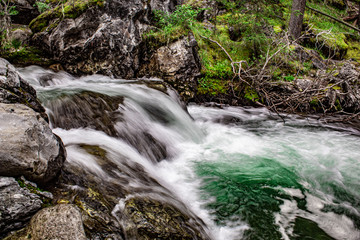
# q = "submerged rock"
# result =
<box><xmin>0</xmin><ymin>177</ymin><xmax>42</xmax><ymax>238</ymax></box>
<box><xmin>47</xmin><ymin>91</ymin><xmax>124</xmax><ymax>136</ymax></box>
<box><xmin>0</xmin><ymin>103</ymin><xmax>66</xmax><ymax>185</ymax></box>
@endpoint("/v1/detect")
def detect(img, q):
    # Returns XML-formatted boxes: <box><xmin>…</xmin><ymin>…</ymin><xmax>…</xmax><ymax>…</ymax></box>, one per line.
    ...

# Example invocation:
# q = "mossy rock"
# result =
<box><xmin>142</xmin><ymin>25</ymin><xmax>188</xmax><ymax>50</ymax></box>
<box><xmin>345</xmin><ymin>41</ymin><xmax>360</xmax><ymax>63</ymax></box>
<box><xmin>29</xmin><ymin>0</ymin><xmax>104</xmax><ymax>33</ymax></box>
<box><xmin>0</xmin><ymin>46</ymin><xmax>53</xmax><ymax>66</ymax></box>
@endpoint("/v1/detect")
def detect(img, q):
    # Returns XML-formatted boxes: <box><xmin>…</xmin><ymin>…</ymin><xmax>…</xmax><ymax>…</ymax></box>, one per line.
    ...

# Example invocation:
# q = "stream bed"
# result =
<box><xmin>19</xmin><ymin>66</ymin><xmax>360</xmax><ymax>240</ymax></box>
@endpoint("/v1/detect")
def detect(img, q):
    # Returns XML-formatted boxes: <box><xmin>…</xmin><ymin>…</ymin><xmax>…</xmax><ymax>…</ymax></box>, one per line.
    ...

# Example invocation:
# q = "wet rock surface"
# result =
<box><xmin>0</xmin><ymin>103</ymin><xmax>66</xmax><ymax>185</ymax></box>
<box><xmin>51</xmin><ymin>144</ymin><xmax>211</xmax><ymax>240</ymax></box>
<box><xmin>47</xmin><ymin>91</ymin><xmax>124</xmax><ymax>136</ymax></box>
<box><xmin>6</xmin><ymin>204</ymin><xmax>88</xmax><ymax>240</ymax></box>
<box><xmin>121</xmin><ymin>197</ymin><xmax>209</xmax><ymax>240</ymax></box>
<box><xmin>0</xmin><ymin>177</ymin><xmax>42</xmax><ymax>237</ymax></box>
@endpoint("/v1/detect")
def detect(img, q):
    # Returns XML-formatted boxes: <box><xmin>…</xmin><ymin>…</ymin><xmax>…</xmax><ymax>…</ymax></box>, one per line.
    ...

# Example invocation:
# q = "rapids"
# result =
<box><xmin>18</xmin><ymin>66</ymin><xmax>360</xmax><ymax>240</ymax></box>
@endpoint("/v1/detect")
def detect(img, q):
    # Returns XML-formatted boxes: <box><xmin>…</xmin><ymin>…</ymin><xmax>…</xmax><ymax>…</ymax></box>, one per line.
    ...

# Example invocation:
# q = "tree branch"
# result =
<box><xmin>306</xmin><ymin>5</ymin><xmax>360</xmax><ymax>32</ymax></box>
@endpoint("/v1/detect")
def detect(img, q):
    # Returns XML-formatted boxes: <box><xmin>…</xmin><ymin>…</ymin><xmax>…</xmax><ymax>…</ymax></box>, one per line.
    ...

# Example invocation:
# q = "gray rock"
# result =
<box><xmin>0</xmin><ymin>177</ymin><xmax>42</xmax><ymax>237</ymax></box>
<box><xmin>0</xmin><ymin>58</ymin><xmax>48</xmax><ymax>120</ymax></box>
<box><xmin>11</xmin><ymin>28</ymin><xmax>32</xmax><ymax>45</ymax></box>
<box><xmin>150</xmin><ymin>0</ymin><xmax>180</xmax><ymax>12</ymax></box>
<box><xmin>0</xmin><ymin>103</ymin><xmax>66</xmax><ymax>185</ymax></box>
<box><xmin>294</xmin><ymin>78</ymin><xmax>313</xmax><ymax>92</ymax></box>
<box><xmin>29</xmin><ymin>1</ymin><xmax>200</xmax><ymax>100</ymax></box>
<box><xmin>26</xmin><ymin>204</ymin><xmax>87</xmax><ymax>240</ymax></box>
<box><xmin>31</xmin><ymin>0</ymin><xmax>153</xmax><ymax>78</ymax></box>
<box><xmin>139</xmin><ymin>35</ymin><xmax>201</xmax><ymax>100</ymax></box>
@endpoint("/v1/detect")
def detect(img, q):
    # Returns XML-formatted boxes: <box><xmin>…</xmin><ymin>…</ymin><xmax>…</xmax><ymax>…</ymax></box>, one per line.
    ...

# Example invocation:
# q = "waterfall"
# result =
<box><xmin>19</xmin><ymin>66</ymin><xmax>360</xmax><ymax>240</ymax></box>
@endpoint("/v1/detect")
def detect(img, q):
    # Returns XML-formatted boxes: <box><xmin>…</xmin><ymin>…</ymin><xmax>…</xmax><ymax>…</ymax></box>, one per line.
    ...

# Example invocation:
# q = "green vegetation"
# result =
<box><xmin>34</xmin><ymin>1</ymin><xmax>50</xmax><ymax>13</ymax></box>
<box><xmin>143</xmin><ymin>4</ymin><xmax>203</xmax><ymax>48</ymax></box>
<box><xmin>144</xmin><ymin>0</ymin><xmax>360</xmax><ymax>105</ymax></box>
<box><xmin>0</xmin><ymin>0</ymin><xmax>19</xmax><ymax>47</ymax></box>
<box><xmin>29</xmin><ymin>0</ymin><xmax>104</xmax><ymax>33</ymax></box>
<box><xmin>1</xmin><ymin>45</ymin><xmax>53</xmax><ymax>65</ymax></box>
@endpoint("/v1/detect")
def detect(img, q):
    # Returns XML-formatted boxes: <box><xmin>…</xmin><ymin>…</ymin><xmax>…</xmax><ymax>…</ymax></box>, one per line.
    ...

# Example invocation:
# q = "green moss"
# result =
<box><xmin>0</xmin><ymin>46</ymin><xmax>53</xmax><ymax>65</ymax></box>
<box><xmin>244</xmin><ymin>86</ymin><xmax>259</xmax><ymax>102</ymax></box>
<box><xmin>197</xmin><ymin>76</ymin><xmax>228</xmax><ymax>96</ymax></box>
<box><xmin>273</xmin><ymin>25</ymin><xmax>282</xmax><ymax>34</ymax></box>
<box><xmin>283</xmin><ymin>75</ymin><xmax>295</xmax><ymax>82</ymax></box>
<box><xmin>143</xmin><ymin>25</ymin><xmax>188</xmax><ymax>49</ymax></box>
<box><xmin>345</xmin><ymin>41</ymin><xmax>360</xmax><ymax>62</ymax></box>
<box><xmin>29</xmin><ymin>0</ymin><xmax>105</xmax><ymax>33</ymax></box>
<box><xmin>16</xmin><ymin>177</ymin><xmax>53</xmax><ymax>207</ymax></box>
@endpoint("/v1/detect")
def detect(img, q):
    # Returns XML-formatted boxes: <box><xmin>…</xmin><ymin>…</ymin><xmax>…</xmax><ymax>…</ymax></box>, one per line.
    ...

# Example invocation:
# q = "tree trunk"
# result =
<box><xmin>358</xmin><ymin>2</ymin><xmax>360</xmax><ymax>28</ymax></box>
<box><xmin>289</xmin><ymin>0</ymin><xmax>306</xmax><ymax>40</ymax></box>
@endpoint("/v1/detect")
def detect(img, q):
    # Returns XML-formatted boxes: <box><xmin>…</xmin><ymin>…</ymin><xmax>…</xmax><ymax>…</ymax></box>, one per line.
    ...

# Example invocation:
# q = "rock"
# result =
<box><xmin>139</xmin><ymin>35</ymin><xmax>201</xmax><ymax>101</ymax></box>
<box><xmin>47</xmin><ymin>91</ymin><xmax>124</xmax><ymax>136</ymax></box>
<box><xmin>11</xmin><ymin>0</ymin><xmax>40</xmax><ymax>25</ymax></box>
<box><xmin>0</xmin><ymin>58</ymin><xmax>48</xmax><ymax>121</ymax></box>
<box><xmin>0</xmin><ymin>103</ymin><xmax>66</xmax><ymax>185</ymax></box>
<box><xmin>150</xmin><ymin>0</ymin><xmax>179</xmax><ymax>12</ymax></box>
<box><xmin>51</xmin><ymin>143</ymin><xmax>210</xmax><ymax>239</ymax></box>
<box><xmin>29</xmin><ymin>0</ymin><xmax>201</xmax><ymax>100</ymax></box>
<box><xmin>11</xmin><ymin>28</ymin><xmax>32</xmax><ymax>46</ymax></box>
<box><xmin>30</xmin><ymin>0</ymin><xmax>152</xmax><ymax>78</ymax></box>
<box><xmin>294</xmin><ymin>78</ymin><xmax>313</xmax><ymax>92</ymax></box>
<box><xmin>0</xmin><ymin>177</ymin><xmax>42</xmax><ymax>238</ymax></box>
<box><xmin>10</xmin><ymin>204</ymin><xmax>87</xmax><ymax>240</ymax></box>
<box><xmin>28</xmin><ymin>204</ymin><xmax>87</xmax><ymax>240</ymax></box>
<box><xmin>294</xmin><ymin>45</ymin><xmax>327</xmax><ymax>69</ymax></box>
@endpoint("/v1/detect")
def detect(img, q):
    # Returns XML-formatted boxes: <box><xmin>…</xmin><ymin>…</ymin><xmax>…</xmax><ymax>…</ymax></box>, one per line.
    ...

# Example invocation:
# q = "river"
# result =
<box><xmin>19</xmin><ymin>66</ymin><xmax>360</xmax><ymax>240</ymax></box>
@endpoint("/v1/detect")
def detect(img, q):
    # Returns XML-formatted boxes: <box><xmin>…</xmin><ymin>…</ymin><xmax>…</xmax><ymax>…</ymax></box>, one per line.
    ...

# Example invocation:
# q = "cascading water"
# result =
<box><xmin>18</xmin><ymin>66</ymin><xmax>360</xmax><ymax>240</ymax></box>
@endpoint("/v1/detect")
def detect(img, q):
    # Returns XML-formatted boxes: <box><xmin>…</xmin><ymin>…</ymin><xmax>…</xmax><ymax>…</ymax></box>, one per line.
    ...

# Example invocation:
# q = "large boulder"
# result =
<box><xmin>0</xmin><ymin>58</ymin><xmax>48</xmax><ymax>120</ymax></box>
<box><xmin>29</xmin><ymin>0</ymin><xmax>200</xmax><ymax>100</ymax></box>
<box><xmin>0</xmin><ymin>177</ymin><xmax>42</xmax><ymax>238</ymax></box>
<box><xmin>0</xmin><ymin>103</ymin><xmax>66</xmax><ymax>185</ymax></box>
<box><xmin>30</xmin><ymin>0</ymin><xmax>152</xmax><ymax>78</ymax></box>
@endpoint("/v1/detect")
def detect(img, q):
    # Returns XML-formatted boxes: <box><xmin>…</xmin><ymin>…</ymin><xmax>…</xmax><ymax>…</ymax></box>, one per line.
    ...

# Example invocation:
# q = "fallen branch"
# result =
<box><xmin>306</xmin><ymin>5</ymin><xmax>360</xmax><ymax>32</ymax></box>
